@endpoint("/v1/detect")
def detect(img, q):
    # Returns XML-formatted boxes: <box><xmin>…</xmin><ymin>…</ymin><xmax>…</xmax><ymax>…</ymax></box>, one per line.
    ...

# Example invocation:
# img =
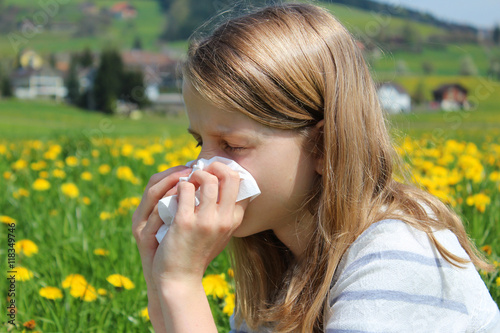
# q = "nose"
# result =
<box><xmin>196</xmin><ymin>146</ymin><xmax>230</xmax><ymax>161</ymax></box>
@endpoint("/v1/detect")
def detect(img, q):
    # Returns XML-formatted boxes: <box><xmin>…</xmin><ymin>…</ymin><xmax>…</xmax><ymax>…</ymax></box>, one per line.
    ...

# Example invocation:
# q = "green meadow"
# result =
<box><xmin>1</xmin><ymin>1</ymin><xmax>499</xmax><ymax>331</ymax></box>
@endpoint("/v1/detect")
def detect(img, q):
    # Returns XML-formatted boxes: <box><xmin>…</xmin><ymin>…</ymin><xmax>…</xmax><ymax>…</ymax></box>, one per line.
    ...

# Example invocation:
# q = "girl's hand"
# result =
<box><xmin>132</xmin><ymin>165</ymin><xmax>192</xmax><ymax>330</ymax></box>
<box><xmin>152</xmin><ymin>161</ymin><xmax>248</xmax><ymax>285</ymax></box>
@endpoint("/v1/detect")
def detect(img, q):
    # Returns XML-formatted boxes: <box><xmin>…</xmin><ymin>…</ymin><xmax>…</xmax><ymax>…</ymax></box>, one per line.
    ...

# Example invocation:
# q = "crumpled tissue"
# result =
<box><xmin>155</xmin><ymin>156</ymin><xmax>261</xmax><ymax>243</ymax></box>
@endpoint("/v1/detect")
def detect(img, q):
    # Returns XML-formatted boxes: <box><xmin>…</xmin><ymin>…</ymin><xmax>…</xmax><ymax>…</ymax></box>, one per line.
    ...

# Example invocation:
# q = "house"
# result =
<box><xmin>10</xmin><ymin>66</ymin><xmax>67</xmax><ymax>100</ymax></box>
<box><xmin>109</xmin><ymin>2</ymin><xmax>137</xmax><ymax>19</ymax></box>
<box><xmin>121</xmin><ymin>50</ymin><xmax>178</xmax><ymax>102</ymax></box>
<box><xmin>376</xmin><ymin>82</ymin><xmax>411</xmax><ymax>114</ymax></box>
<box><xmin>432</xmin><ymin>83</ymin><xmax>469</xmax><ymax>111</ymax></box>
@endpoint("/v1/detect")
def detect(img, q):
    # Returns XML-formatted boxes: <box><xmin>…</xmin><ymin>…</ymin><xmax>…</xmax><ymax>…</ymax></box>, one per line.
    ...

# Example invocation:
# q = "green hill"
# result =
<box><xmin>0</xmin><ymin>0</ymin><xmax>474</xmax><ymax>58</ymax></box>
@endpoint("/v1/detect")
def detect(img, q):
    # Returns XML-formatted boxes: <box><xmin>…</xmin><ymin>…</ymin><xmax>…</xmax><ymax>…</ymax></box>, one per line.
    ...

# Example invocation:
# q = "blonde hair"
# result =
<box><xmin>183</xmin><ymin>3</ymin><xmax>490</xmax><ymax>332</ymax></box>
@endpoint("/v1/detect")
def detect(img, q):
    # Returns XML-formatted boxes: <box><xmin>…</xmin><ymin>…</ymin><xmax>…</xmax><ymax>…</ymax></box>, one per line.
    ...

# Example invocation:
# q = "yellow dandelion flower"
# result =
<box><xmin>157</xmin><ymin>164</ymin><xmax>169</xmax><ymax>173</ymax></box>
<box><xmin>98</xmin><ymin>164</ymin><xmax>111</xmax><ymax>175</ymax></box>
<box><xmin>121</xmin><ymin>144</ymin><xmax>134</xmax><ymax>157</ymax></box>
<box><xmin>496</xmin><ymin>277</ymin><xmax>500</xmax><ymax>287</ymax></box>
<box><xmin>99</xmin><ymin>211</ymin><xmax>113</xmax><ymax>221</ymax></box>
<box><xmin>32</xmin><ymin>178</ymin><xmax>50</xmax><ymax>191</ymax></box>
<box><xmin>202</xmin><ymin>274</ymin><xmax>230</xmax><ymax>299</ymax></box>
<box><xmin>1</xmin><ymin>215</ymin><xmax>17</xmax><ymax>225</ymax></box>
<box><xmin>14</xmin><ymin>239</ymin><xmax>39</xmax><ymax>257</ymax></box>
<box><xmin>116</xmin><ymin>166</ymin><xmax>135</xmax><ymax>182</ymax></box>
<box><xmin>81</xmin><ymin>171</ymin><xmax>93</xmax><ymax>181</ymax></box>
<box><xmin>81</xmin><ymin>158</ymin><xmax>90</xmax><ymax>166</ymax></box>
<box><xmin>30</xmin><ymin>160</ymin><xmax>47</xmax><ymax>171</ymax></box>
<box><xmin>13</xmin><ymin>267</ymin><xmax>33</xmax><ymax>281</ymax></box>
<box><xmin>227</xmin><ymin>268</ymin><xmax>234</xmax><ymax>278</ymax></box>
<box><xmin>61</xmin><ymin>183</ymin><xmax>79</xmax><ymax>198</ymax></box>
<box><xmin>39</xmin><ymin>170</ymin><xmax>49</xmax><ymax>178</ymax></box>
<box><xmin>52</xmin><ymin>169</ymin><xmax>66</xmax><ymax>179</ymax></box>
<box><xmin>91</xmin><ymin>149</ymin><xmax>100</xmax><ymax>158</ymax></box>
<box><xmin>70</xmin><ymin>283</ymin><xmax>98</xmax><ymax>302</ymax></box>
<box><xmin>97</xmin><ymin>288</ymin><xmax>108</xmax><ymax>296</ymax></box>
<box><xmin>106</xmin><ymin>274</ymin><xmax>135</xmax><ymax>290</ymax></box>
<box><xmin>55</xmin><ymin>160</ymin><xmax>64</xmax><ymax>168</ymax></box>
<box><xmin>223</xmin><ymin>293</ymin><xmax>235</xmax><ymax>316</ymax></box>
<box><xmin>140</xmin><ymin>307</ymin><xmax>150</xmax><ymax>321</ymax></box>
<box><xmin>94</xmin><ymin>248</ymin><xmax>109</xmax><ymax>256</ymax></box>
<box><xmin>3</xmin><ymin>171</ymin><xmax>13</xmax><ymax>180</ymax></box>
<box><xmin>12</xmin><ymin>159</ymin><xmax>28</xmax><ymax>170</ymax></box>
<box><xmin>65</xmin><ymin>156</ymin><xmax>78</xmax><ymax>167</ymax></box>
<box><xmin>62</xmin><ymin>274</ymin><xmax>87</xmax><ymax>289</ymax></box>
<box><xmin>39</xmin><ymin>286</ymin><xmax>63</xmax><ymax>300</ymax></box>
<box><xmin>466</xmin><ymin>193</ymin><xmax>491</xmax><ymax>213</ymax></box>
<box><xmin>490</xmin><ymin>171</ymin><xmax>500</xmax><ymax>182</ymax></box>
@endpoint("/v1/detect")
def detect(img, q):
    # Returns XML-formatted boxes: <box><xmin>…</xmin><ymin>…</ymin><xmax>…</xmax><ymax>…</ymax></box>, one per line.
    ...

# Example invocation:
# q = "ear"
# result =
<box><xmin>312</xmin><ymin>119</ymin><xmax>324</xmax><ymax>175</ymax></box>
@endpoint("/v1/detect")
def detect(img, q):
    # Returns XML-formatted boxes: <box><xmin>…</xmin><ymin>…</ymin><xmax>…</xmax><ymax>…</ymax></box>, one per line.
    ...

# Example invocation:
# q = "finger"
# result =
<box><xmin>142</xmin><ymin>204</ymin><xmax>166</xmax><ymax>239</ymax></box>
<box><xmin>187</xmin><ymin>170</ymin><xmax>219</xmax><ymax>210</ymax></box>
<box><xmin>203</xmin><ymin>162</ymin><xmax>241</xmax><ymax>209</ymax></box>
<box><xmin>135</xmin><ymin>167</ymin><xmax>191</xmax><ymax>221</ymax></box>
<box><xmin>175</xmin><ymin>181</ymin><xmax>196</xmax><ymax>221</ymax></box>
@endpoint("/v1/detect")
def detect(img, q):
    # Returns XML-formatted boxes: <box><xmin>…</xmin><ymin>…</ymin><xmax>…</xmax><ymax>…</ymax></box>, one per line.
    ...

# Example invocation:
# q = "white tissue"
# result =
<box><xmin>155</xmin><ymin>156</ymin><xmax>261</xmax><ymax>243</ymax></box>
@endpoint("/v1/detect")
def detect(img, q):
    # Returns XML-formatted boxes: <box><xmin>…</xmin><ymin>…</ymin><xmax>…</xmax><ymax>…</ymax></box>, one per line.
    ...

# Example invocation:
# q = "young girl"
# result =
<box><xmin>132</xmin><ymin>3</ymin><xmax>499</xmax><ymax>332</ymax></box>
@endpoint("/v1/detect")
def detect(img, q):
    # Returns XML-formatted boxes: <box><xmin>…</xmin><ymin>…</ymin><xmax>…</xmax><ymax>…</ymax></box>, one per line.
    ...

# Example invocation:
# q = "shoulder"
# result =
<box><xmin>327</xmin><ymin>219</ymin><xmax>500</xmax><ymax>332</ymax></box>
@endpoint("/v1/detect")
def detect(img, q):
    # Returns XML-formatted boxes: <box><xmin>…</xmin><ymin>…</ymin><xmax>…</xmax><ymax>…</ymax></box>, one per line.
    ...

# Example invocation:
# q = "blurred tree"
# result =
<box><xmin>422</xmin><ymin>60</ymin><xmax>434</xmax><ymax>74</ymax></box>
<box><xmin>93</xmin><ymin>48</ymin><xmax>124</xmax><ymax>114</ymax></box>
<box><xmin>132</xmin><ymin>36</ymin><xmax>143</xmax><ymax>50</ymax></box>
<box><xmin>459</xmin><ymin>55</ymin><xmax>478</xmax><ymax>76</ymax></box>
<box><xmin>1</xmin><ymin>75</ymin><xmax>13</xmax><ymax>98</ymax></box>
<box><xmin>121</xmin><ymin>70</ymin><xmax>150</xmax><ymax>109</ymax></box>
<box><xmin>412</xmin><ymin>79</ymin><xmax>427</xmax><ymax>105</ymax></box>
<box><xmin>65</xmin><ymin>53</ymin><xmax>80</xmax><ymax>104</ymax></box>
<box><xmin>493</xmin><ymin>25</ymin><xmax>500</xmax><ymax>45</ymax></box>
<box><xmin>157</xmin><ymin>0</ymin><xmax>175</xmax><ymax>12</ymax></box>
<box><xmin>80</xmin><ymin>47</ymin><xmax>93</xmax><ymax>68</ymax></box>
<box><xmin>49</xmin><ymin>53</ymin><xmax>56</xmax><ymax>69</ymax></box>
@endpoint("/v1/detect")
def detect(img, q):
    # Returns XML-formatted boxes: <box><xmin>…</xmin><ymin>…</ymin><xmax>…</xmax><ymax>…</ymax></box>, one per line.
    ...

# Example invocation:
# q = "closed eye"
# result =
<box><xmin>222</xmin><ymin>142</ymin><xmax>245</xmax><ymax>152</ymax></box>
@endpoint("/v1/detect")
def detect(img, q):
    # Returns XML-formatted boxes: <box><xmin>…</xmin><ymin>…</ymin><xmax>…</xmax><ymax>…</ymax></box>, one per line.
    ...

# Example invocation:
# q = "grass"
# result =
<box><xmin>0</xmin><ymin>99</ymin><xmax>189</xmax><ymax>141</ymax></box>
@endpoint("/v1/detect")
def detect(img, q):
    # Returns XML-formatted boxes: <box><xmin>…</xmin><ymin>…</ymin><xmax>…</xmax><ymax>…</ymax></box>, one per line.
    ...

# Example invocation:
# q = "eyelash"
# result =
<box><xmin>195</xmin><ymin>140</ymin><xmax>245</xmax><ymax>152</ymax></box>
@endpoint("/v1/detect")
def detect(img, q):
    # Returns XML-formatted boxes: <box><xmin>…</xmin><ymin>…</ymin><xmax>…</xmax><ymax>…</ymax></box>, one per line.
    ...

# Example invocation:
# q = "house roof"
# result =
<box><xmin>110</xmin><ymin>2</ymin><xmax>136</xmax><ymax>12</ymax></box>
<box><xmin>432</xmin><ymin>83</ymin><xmax>468</xmax><ymax>94</ymax></box>
<box><xmin>121</xmin><ymin>50</ymin><xmax>174</xmax><ymax>68</ymax></box>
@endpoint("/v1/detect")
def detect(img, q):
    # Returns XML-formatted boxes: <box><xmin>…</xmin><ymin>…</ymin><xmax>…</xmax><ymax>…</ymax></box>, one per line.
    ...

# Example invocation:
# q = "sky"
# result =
<box><xmin>375</xmin><ymin>0</ymin><xmax>500</xmax><ymax>29</ymax></box>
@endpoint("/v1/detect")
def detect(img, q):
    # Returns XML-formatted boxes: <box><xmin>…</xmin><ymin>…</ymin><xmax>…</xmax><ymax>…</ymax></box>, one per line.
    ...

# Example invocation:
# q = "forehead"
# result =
<box><xmin>183</xmin><ymin>80</ymin><xmax>269</xmax><ymax>135</ymax></box>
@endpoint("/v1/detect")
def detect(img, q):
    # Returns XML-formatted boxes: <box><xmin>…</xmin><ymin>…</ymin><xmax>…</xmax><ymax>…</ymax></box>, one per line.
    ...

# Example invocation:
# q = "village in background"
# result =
<box><xmin>0</xmin><ymin>0</ymin><xmax>499</xmax><ymax>117</ymax></box>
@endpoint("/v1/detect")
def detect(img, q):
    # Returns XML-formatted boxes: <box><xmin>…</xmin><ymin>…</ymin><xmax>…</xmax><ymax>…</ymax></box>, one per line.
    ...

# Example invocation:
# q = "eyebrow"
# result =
<box><xmin>187</xmin><ymin>127</ymin><xmax>251</xmax><ymax>138</ymax></box>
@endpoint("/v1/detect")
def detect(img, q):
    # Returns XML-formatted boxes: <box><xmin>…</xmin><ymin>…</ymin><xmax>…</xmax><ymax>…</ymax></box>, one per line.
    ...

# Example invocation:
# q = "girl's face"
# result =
<box><xmin>183</xmin><ymin>81</ymin><xmax>320</xmax><ymax>242</ymax></box>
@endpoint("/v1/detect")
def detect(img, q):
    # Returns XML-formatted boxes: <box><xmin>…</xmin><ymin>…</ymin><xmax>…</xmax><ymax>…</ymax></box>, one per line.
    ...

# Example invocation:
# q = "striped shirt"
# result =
<box><xmin>230</xmin><ymin>219</ymin><xmax>500</xmax><ymax>332</ymax></box>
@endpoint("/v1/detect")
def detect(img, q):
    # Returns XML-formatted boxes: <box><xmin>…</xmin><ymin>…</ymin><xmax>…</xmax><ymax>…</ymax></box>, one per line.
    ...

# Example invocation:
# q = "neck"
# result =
<box><xmin>272</xmin><ymin>211</ymin><xmax>315</xmax><ymax>263</ymax></box>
